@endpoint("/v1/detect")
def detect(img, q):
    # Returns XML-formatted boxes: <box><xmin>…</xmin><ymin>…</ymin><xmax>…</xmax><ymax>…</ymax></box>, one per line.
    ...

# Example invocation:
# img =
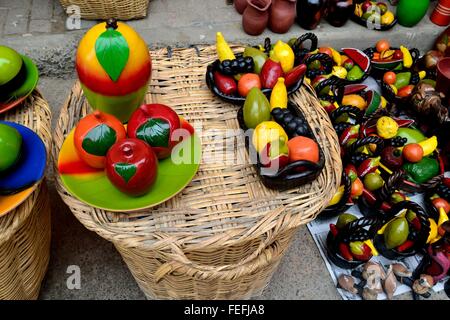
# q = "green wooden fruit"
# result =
<box><xmin>243</xmin><ymin>47</ymin><xmax>268</xmax><ymax>74</ymax></box>
<box><xmin>384</xmin><ymin>217</ymin><xmax>409</xmax><ymax>249</ymax></box>
<box><xmin>395</xmin><ymin>128</ymin><xmax>426</xmax><ymax>144</ymax></box>
<box><xmin>396</xmin><ymin>0</ymin><xmax>430</xmax><ymax>27</ymax></box>
<box><xmin>243</xmin><ymin>87</ymin><xmax>271</xmax><ymax>129</ymax></box>
<box><xmin>0</xmin><ymin>123</ymin><xmax>22</xmax><ymax>172</ymax></box>
<box><xmin>336</xmin><ymin>213</ymin><xmax>357</xmax><ymax>229</ymax></box>
<box><xmin>0</xmin><ymin>46</ymin><xmax>22</xmax><ymax>86</ymax></box>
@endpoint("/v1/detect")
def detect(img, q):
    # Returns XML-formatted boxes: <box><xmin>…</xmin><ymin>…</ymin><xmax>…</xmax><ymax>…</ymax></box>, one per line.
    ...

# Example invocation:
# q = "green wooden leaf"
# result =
<box><xmin>95</xmin><ymin>28</ymin><xmax>130</xmax><ymax>82</ymax></box>
<box><xmin>82</xmin><ymin>124</ymin><xmax>117</xmax><ymax>156</ymax></box>
<box><xmin>114</xmin><ymin>163</ymin><xmax>137</xmax><ymax>183</ymax></box>
<box><xmin>136</xmin><ymin>118</ymin><xmax>170</xmax><ymax>148</ymax></box>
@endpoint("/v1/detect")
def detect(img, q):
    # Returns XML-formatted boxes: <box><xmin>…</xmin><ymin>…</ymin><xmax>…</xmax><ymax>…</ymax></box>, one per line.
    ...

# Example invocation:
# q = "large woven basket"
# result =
<box><xmin>59</xmin><ymin>0</ymin><xmax>150</xmax><ymax>20</ymax></box>
<box><xmin>0</xmin><ymin>91</ymin><xmax>52</xmax><ymax>300</ymax></box>
<box><xmin>53</xmin><ymin>46</ymin><xmax>342</xmax><ymax>300</ymax></box>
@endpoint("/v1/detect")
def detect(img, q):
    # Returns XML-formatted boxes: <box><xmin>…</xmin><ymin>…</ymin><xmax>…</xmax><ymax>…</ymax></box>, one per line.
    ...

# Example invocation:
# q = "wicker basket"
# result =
<box><xmin>0</xmin><ymin>91</ymin><xmax>52</xmax><ymax>300</ymax></box>
<box><xmin>59</xmin><ymin>0</ymin><xmax>150</xmax><ymax>20</ymax></box>
<box><xmin>53</xmin><ymin>46</ymin><xmax>342</xmax><ymax>300</ymax></box>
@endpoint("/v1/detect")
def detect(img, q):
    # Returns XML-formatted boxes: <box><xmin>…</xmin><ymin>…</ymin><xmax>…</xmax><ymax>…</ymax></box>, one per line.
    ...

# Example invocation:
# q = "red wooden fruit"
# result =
<box><xmin>74</xmin><ymin>111</ymin><xmax>126</xmax><ymax>168</ymax></box>
<box><xmin>105</xmin><ymin>138</ymin><xmax>158</xmax><ymax>196</ymax></box>
<box><xmin>342</xmin><ymin>48</ymin><xmax>371</xmax><ymax>73</ymax></box>
<box><xmin>127</xmin><ymin>104</ymin><xmax>181</xmax><ymax>159</ymax></box>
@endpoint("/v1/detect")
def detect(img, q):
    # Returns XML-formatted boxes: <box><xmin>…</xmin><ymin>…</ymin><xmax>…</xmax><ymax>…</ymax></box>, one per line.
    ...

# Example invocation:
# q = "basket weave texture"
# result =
<box><xmin>59</xmin><ymin>0</ymin><xmax>150</xmax><ymax>20</ymax></box>
<box><xmin>53</xmin><ymin>46</ymin><xmax>342</xmax><ymax>299</ymax></box>
<box><xmin>0</xmin><ymin>91</ymin><xmax>52</xmax><ymax>300</ymax></box>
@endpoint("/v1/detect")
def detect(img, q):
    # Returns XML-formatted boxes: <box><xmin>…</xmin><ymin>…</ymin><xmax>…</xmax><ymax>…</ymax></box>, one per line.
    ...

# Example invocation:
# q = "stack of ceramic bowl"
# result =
<box><xmin>0</xmin><ymin>46</ymin><xmax>45</xmax><ymax>196</ymax></box>
<box><xmin>0</xmin><ymin>45</ymin><xmax>51</xmax><ymax>300</ymax></box>
<box><xmin>0</xmin><ymin>46</ymin><xmax>39</xmax><ymax>114</ymax></box>
<box><xmin>0</xmin><ymin>121</ymin><xmax>47</xmax><ymax>198</ymax></box>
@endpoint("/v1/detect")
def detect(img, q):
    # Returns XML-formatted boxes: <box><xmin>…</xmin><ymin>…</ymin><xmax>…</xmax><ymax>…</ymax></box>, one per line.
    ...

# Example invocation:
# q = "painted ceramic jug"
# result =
<box><xmin>234</xmin><ymin>0</ymin><xmax>248</xmax><ymax>14</ymax></box>
<box><xmin>269</xmin><ymin>0</ymin><xmax>297</xmax><ymax>34</ymax></box>
<box><xmin>242</xmin><ymin>0</ymin><xmax>272</xmax><ymax>35</ymax></box>
<box><xmin>76</xmin><ymin>19</ymin><xmax>152</xmax><ymax>123</ymax></box>
<box><xmin>396</xmin><ymin>0</ymin><xmax>430</xmax><ymax>27</ymax></box>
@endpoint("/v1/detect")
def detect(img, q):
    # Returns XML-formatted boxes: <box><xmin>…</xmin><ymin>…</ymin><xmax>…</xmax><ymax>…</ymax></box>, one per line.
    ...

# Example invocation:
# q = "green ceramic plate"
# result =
<box><xmin>0</xmin><ymin>55</ymin><xmax>39</xmax><ymax>114</ymax></box>
<box><xmin>58</xmin><ymin>128</ymin><xmax>201</xmax><ymax>212</ymax></box>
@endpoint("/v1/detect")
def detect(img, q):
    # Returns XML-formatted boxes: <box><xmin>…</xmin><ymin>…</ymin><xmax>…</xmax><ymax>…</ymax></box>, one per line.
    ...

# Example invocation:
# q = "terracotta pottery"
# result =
<box><xmin>234</xmin><ymin>0</ymin><xmax>248</xmax><ymax>14</ymax></box>
<box><xmin>269</xmin><ymin>0</ymin><xmax>297</xmax><ymax>33</ymax></box>
<box><xmin>242</xmin><ymin>0</ymin><xmax>272</xmax><ymax>35</ymax></box>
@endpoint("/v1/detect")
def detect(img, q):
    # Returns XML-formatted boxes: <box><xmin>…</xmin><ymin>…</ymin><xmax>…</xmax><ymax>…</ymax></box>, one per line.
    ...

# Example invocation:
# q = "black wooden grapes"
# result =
<box><xmin>390</xmin><ymin>136</ymin><xmax>408</xmax><ymax>147</ymax></box>
<box><xmin>436</xmin><ymin>184</ymin><xmax>450</xmax><ymax>202</ymax></box>
<box><xmin>271</xmin><ymin>107</ymin><xmax>311</xmax><ymax>137</ymax></box>
<box><xmin>219</xmin><ymin>56</ymin><xmax>254</xmax><ymax>76</ymax></box>
<box><xmin>334</xmin><ymin>122</ymin><xmax>351</xmax><ymax>136</ymax></box>
<box><xmin>350</xmin><ymin>153</ymin><xmax>370</xmax><ymax>166</ymax></box>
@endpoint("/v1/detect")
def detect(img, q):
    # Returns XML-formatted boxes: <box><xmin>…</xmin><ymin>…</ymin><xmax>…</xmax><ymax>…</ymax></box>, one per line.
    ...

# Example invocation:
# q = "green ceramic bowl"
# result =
<box><xmin>0</xmin><ymin>46</ymin><xmax>23</xmax><ymax>86</ymax></box>
<box><xmin>0</xmin><ymin>55</ymin><xmax>39</xmax><ymax>104</ymax></box>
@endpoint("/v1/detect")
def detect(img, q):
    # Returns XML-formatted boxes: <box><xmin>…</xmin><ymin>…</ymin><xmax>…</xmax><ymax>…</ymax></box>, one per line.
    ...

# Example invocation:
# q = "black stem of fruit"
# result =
<box><xmin>106</xmin><ymin>18</ymin><xmax>118</xmax><ymax>30</ymax></box>
<box><xmin>122</xmin><ymin>145</ymin><xmax>133</xmax><ymax>157</ymax></box>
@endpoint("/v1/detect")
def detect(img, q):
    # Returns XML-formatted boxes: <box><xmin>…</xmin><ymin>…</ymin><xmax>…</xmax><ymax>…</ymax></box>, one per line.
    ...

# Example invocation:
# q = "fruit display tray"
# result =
<box><xmin>237</xmin><ymin>102</ymin><xmax>325</xmax><ymax>191</ymax></box>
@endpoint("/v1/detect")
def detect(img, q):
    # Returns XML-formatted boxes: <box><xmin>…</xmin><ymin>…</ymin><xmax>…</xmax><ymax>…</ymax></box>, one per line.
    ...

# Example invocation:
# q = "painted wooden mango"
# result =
<box><xmin>76</xmin><ymin>19</ymin><xmax>152</xmax><ymax>122</ymax></box>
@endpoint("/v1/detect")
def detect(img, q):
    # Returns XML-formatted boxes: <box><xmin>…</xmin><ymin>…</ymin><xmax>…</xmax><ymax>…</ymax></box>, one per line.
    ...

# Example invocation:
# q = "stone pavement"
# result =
<box><xmin>1</xmin><ymin>0</ymin><xmax>447</xmax><ymax>77</ymax></box>
<box><xmin>0</xmin><ymin>0</ymin><xmax>449</xmax><ymax>300</ymax></box>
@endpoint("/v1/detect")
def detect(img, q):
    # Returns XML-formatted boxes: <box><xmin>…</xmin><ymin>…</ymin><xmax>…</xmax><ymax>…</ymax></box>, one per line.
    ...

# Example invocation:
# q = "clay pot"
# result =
<box><xmin>242</xmin><ymin>0</ymin><xmax>272</xmax><ymax>36</ymax></box>
<box><xmin>269</xmin><ymin>0</ymin><xmax>297</xmax><ymax>33</ymax></box>
<box><xmin>235</xmin><ymin>0</ymin><xmax>248</xmax><ymax>14</ymax></box>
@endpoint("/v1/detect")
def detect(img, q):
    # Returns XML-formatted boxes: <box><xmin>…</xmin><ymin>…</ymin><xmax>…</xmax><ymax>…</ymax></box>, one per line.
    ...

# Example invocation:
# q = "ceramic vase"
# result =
<box><xmin>242</xmin><ymin>0</ymin><xmax>272</xmax><ymax>35</ymax></box>
<box><xmin>396</xmin><ymin>0</ymin><xmax>430</xmax><ymax>27</ymax></box>
<box><xmin>296</xmin><ymin>0</ymin><xmax>325</xmax><ymax>30</ymax></box>
<box><xmin>269</xmin><ymin>0</ymin><xmax>297</xmax><ymax>34</ymax></box>
<box><xmin>234</xmin><ymin>0</ymin><xmax>248</xmax><ymax>14</ymax></box>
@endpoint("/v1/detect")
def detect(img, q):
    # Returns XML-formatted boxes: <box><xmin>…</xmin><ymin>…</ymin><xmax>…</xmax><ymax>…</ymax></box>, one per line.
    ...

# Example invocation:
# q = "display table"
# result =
<box><xmin>53</xmin><ymin>46</ymin><xmax>342</xmax><ymax>299</ymax></box>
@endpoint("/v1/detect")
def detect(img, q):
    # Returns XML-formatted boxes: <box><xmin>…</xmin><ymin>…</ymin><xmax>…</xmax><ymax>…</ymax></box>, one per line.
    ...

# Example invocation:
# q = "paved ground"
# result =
<box><xmin>0</xmin><ymin>0</ymin><xmax>446</xmax><ymax>77</ymax></box>
<box><xmin>0</xmin><ymin>0</ymin><xmax>448</xmax><ymax>300</ymax></box>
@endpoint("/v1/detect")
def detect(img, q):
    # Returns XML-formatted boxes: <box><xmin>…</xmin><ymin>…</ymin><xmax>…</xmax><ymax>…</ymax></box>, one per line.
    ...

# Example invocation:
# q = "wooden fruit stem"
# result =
<box><xmin>93</xmin><ymin>110</ymin><xmax>103</xmax><ymax>121</ymax></box>
<box><xmin>122</xmin><ymin>145</ymin><xmax>133</xmax><ymax>157</ymax></box>
<box><xmin>106</xmin><ymin>18</ymin><xmax>118</xmax><ymax>30</ymax></box>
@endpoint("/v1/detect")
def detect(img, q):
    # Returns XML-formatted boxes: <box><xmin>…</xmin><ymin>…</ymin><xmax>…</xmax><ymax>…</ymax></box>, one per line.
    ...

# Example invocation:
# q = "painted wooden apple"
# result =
<box><xmin>127</xmin><ymin>104</ymin><xmax>181</xmax><ymax>159</ymax></box>
<box><xmin>74</xmin><ymin>111</ymin><xmax>126</xmax><ymax>169</ymax></box>
<box><xmin>105</xmin><ymin>138</ymin><xmax>158</xmax><ymax>196</ymax></box>
<box><xmin>0</xmin><ymin>123</ymin><xmax>22</xmax><ymax>172</ymax></box>
<box><xmin>76</xmin><ymin>18</ymin><xmax>152</xmax><ymax>123</ymax></box>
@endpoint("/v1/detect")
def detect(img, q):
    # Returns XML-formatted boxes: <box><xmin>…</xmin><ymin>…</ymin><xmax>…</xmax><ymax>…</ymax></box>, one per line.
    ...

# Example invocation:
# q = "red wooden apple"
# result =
<box><xmin>105</xmin><ymin>138</ymin><xmax>158</xmax><ymax>196</ymax></box>
<box><xmin>127</xmin><ymin>104</ymin><xmax>181</xmax><ymax>159</ymax></box>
